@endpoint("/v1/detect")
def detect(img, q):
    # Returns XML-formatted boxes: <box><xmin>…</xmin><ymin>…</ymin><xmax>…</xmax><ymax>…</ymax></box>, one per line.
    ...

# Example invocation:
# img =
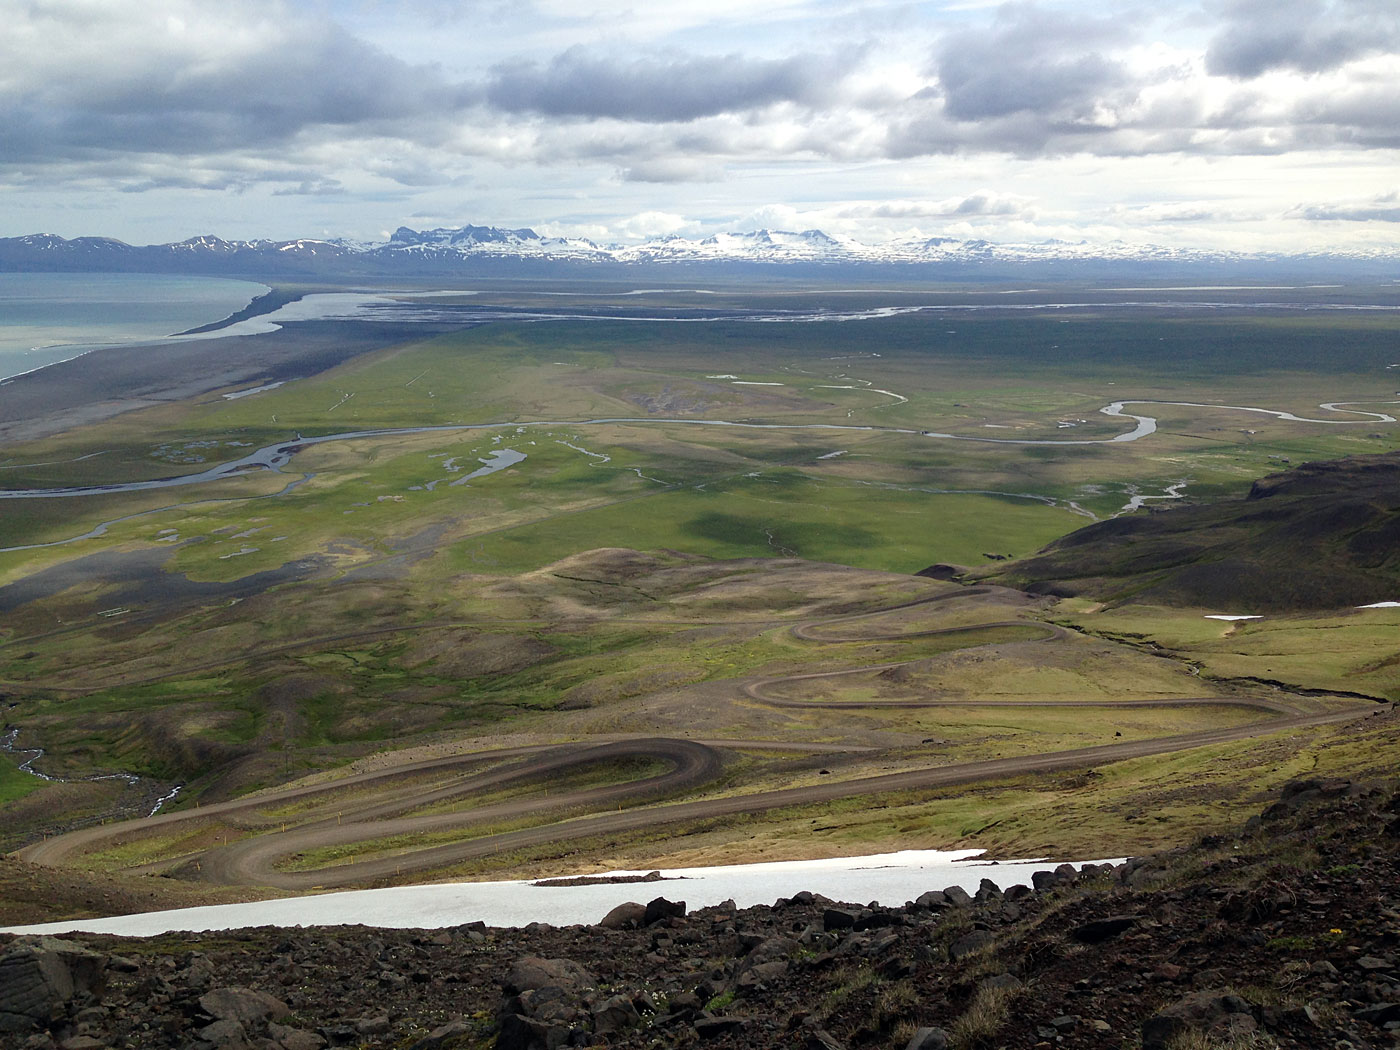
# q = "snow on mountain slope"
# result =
<box><xmin>2</xmin><ymin>224</ymin><xmax>1395</xmax><ymax>274</ymax></box>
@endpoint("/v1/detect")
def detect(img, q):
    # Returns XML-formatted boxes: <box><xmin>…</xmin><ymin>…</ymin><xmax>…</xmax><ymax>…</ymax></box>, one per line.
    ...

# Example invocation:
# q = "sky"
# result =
<box><xmin>3</xmin><ymin>0</ymin><xmax>1398</xmax><ymax>251</ymax></box>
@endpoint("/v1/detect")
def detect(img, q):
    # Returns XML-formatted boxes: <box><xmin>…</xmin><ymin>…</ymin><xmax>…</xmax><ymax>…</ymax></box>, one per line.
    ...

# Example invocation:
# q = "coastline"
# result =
<box><xmin>0</xmin><ymin>274</ymin><xmax>272</xmax><ymax>383</ymax></box>
<box><xmin>175</xmin><ymin>285</ymin><xmax>306</xmax><ymax>335</ymax></box>
<box><xmin>0</xmin><ymin>319</ymin><xmax>457</xmax><ymax>447</ymax></box>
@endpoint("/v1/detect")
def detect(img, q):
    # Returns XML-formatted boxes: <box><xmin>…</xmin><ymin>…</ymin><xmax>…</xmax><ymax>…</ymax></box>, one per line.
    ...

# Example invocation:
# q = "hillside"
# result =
<box><xmin>3</xmin><ymin>765</ymin><xmax>1399</xmax><ymax>1048</ymax></box>
<box><xmin>991</xmin><ymin>451</ymin><xmax>1400</xmax><ymax>612</ymax></box>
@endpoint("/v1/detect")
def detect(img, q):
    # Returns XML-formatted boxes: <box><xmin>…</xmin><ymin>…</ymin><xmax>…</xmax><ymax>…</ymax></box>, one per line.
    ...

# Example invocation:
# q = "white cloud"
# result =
<box><xmin>0</xmin><ymin>0</ymin><xmax>1397</xmax><ymax>252</ymax></box>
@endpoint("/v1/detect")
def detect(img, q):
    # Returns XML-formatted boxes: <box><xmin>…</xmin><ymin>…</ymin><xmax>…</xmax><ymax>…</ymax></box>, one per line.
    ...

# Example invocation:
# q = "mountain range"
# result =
<box><xmin>2</xmin><ymin>224</ymin><xmax>1396</xmax><ymax>279</ymax></box>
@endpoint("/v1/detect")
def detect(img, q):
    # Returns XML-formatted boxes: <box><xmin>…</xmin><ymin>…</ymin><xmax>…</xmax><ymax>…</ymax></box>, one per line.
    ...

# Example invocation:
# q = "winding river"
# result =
<box><xmin>0</xmin><ymin>398</ymin><xmax>1395</xmax><ymax>502</ymax></box>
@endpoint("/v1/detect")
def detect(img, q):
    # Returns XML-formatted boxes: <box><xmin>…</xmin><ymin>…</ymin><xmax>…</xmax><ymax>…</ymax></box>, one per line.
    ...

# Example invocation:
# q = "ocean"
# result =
<box><xmin>0</xmin><ymin>272</ymin><xmax>268</xmax><ymax>382</ymax></box>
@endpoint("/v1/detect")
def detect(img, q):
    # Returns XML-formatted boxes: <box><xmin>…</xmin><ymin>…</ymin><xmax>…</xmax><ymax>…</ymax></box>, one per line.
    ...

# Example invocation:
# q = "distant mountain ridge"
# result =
<box><xmin>2</xmin><ymin>224</ymin><xmax>1396</xmax><ymax>279</ymax></box>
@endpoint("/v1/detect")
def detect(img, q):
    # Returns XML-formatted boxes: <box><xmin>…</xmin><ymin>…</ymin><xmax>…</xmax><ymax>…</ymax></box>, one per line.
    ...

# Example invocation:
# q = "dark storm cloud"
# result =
<box><xmin>932</xmin><ymin>3</ymin><xmax>1134</xmax><ymax>123</ymax></box>
<box><xmin>1205</xmin><ymin>0</ymin><xmax>1400</xmax><ymax>78</ymax></box>
<box><xmin>485</xmin><ymin>47</ymin><xmax>852</xmax><ymax>122</ymax></box>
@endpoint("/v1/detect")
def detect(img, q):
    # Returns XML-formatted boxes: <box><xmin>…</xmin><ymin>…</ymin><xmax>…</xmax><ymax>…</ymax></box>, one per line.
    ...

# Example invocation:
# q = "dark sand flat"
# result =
<box><xmin>0</xmin><ymin>320</ymin><xmax>457</xmax><ymax>446</ymax></box>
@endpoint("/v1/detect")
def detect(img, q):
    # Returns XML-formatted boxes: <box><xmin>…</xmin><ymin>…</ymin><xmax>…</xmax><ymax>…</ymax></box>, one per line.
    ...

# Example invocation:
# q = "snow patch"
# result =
<box><xmin>0</xmin><ymin>849</ymin><xmax>1118</xmax><ymax>937</ymax></box>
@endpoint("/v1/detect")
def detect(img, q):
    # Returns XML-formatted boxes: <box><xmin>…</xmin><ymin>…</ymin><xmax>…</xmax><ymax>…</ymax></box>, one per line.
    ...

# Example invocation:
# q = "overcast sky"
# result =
<box><xmin>4</xmin><ymin>0</ymin><xmax>1398</xmax><ymax>250</ymax></box>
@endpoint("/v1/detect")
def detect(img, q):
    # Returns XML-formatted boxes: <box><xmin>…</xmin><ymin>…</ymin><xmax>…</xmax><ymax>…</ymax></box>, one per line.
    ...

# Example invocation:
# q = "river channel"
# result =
<box><xmin>1</xmin><ymin>398</ymin><xmax>1395</xmax><ymax>502</ymax></box>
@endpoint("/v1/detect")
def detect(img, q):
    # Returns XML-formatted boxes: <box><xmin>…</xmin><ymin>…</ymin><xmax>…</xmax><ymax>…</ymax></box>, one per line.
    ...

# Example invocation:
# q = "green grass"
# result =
<box><xmin>0</xmin><ymin>757</ymin><xmax>44</xmax><ymax>804</ymax></box>
<box><xmin>1063</xmin><ymin>604</ymin><xmax>1400</xmax><ymax>700</ymax></box>
<box><xmin>448</xmin><ymin>470</ymin><xmax>1078</xmax><ymax>574</ymax></box>
<box><xmin>3</xmin><ymin>292</ymin><xmax>1400</xmax><ymax>883</ymax></box>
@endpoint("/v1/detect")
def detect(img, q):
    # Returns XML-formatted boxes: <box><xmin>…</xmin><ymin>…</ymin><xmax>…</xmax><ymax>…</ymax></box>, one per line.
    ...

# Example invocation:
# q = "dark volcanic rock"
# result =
<box><xmin>948</xmin><ymin>930</ymin><xmax>995</xmax><ymax>961</ymax></box>
<box><xmin>598</xmin><ymin>902</ymin><xmax>647</xmax><ymax>930</ymax></box>
<box><xmin>198</xmin><ymin>986</ymin><xmax>291</xmax><ymax>1024</ymax></box>
<box><xmin>503</xmin><ymin>957</ymin><xmax>594</xmax><ymax>996</ymax></box>
<box><xmin>0</xmin><ymin>938</ymin><xmax>106</xmax><ymax>1033</ymax></box>
<box><xmin>4</xmin><ymin>770</ymin><xmax>1400</xmax><ymax>1050</ymax></box>
<box><xmin>1069</xmin><ymin>914</ymin><xmax>1140</xmax><ymax>943</ymax></box>
<box><xmin>904</xmin><ymin>1028</ymin><xmax>948</xmax><ymax>1050</ymax></box>
<box><xmin>643</xmin><ymin>897</ymin><xmax>686</xmax><ymax>925</ymax></box>
<box><xmin>1142</xmin><ymin>991</ymin><xmax>1258</xmax><ymax>1050</ymax></box>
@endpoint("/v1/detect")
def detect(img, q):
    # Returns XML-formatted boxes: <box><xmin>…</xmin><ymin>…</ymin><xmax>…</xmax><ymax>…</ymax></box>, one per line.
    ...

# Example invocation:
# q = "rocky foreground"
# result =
<box><xmin>3</xmin><ymin>778</ymin><xmax>1399</xmax><ymax>1050</ymax></box>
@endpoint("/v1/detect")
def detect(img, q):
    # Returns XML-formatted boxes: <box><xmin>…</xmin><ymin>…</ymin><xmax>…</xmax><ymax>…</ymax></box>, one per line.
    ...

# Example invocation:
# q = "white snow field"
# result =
<box><xmin>3</xmin><ymin>849</ymin><xmax>1116</xmax><ymax>938</ymax></box>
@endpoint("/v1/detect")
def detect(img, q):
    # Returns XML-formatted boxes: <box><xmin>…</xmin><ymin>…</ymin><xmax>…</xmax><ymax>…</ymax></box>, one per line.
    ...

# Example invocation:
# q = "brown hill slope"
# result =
<box><xmin>990</xmin><ymin>451</ymin><xmax>1400</xmax><ymax>611</ymax></box>
<box><xmin>3</xmin><ymin>752</ymin><xmax>1399</xmax><ymax>1049</ymax></box>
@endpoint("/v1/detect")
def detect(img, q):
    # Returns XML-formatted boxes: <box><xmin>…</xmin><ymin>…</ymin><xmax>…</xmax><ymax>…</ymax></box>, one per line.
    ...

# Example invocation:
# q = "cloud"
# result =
<box><xmin>612</xmin><ymin>210</ymin><xmax>697</xmax><ymax>240</ymax></box>
<box><xmin>3</xmin><ymin>0</ymin><xmax>1400</xmax><ymax>258</ymax></box>
<box><xmin>1294</xmin><ymin>190</ymin><xmax>1400</xmax><ymax>221</ymax></box>
<box><xmin>837</xmin><ymin>194</ymin><xmax>1034</xmax><ymax>220</ymax></box>
<box><xmin>932</xmin><ymin>3</ymin><xmax>1135</xmax><ymax>123</ymax></box>
<box><xmin>1108</xmin><ymin>201</ymin><xmax>1266</xmax><ymax>223</ymax></box>
<box><xmin>485</xmin><ymin>47</ymin><xmax>854</xmax><ymax>121</ymax></box>
<box><xmin>1205</xmin><ymin>0</ymin><xmax>1400</xmax><ymax>78</ymax></box>
<box><xmin>271</xmin><ymin>179</ymin><xmax>347</xmax><ymax>197</ymax></box>
<box><xmin>619</xmin><ymin>158</ymin><xmax>724</xmax><ymax>183</ymax></box>
<box><xmin>0</xmin><ymin>1</ymin><xmax>470</xmax><ymax>166</ymax></box>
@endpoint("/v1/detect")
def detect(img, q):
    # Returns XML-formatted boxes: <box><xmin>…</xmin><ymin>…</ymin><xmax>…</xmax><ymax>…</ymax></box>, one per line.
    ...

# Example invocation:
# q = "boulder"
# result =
<box><xmin>941</xmin><ymin>886</ymin><xmax>972</xmax><ymax>907</ymax></box>
<box><xmin>1070</xmin><ymin>915</ymin><xmax>1140</xmax><ymax>944</ymax></box>
<box><xmin>407</xmin><ymin>1020</ymin><xmax>474</xmax><ymax>1050</ymax></box>
<box><xmin>198</xmin><ymin>986</ymin><xmax>291</xmax><ymax>1025</ymax></box>
<box><xmin>823</xmin><ymin>908</ymin><xmax>859</xmax><ymax>930</ymax></box>
<box><xmin>516</xmin><ymin>985</ymin><xmax>578</xmax><ymax>1024</ymax></box>
<box><xmin>196</xmin><ymin>1018</ymin><xmax>251</xmax><ymax>1047</ymax></box>
<box><xmin>1354</xmin><ymin>1003</ymin><xmax>1400</xmax><ymax>1027</ymax></box>
<box><xmin>591</xmin><ymin>995</ymin><xmax>639</xmax><ymax>1035</ymax></box>
<box><xmin>904</xmin><ymin>1027</ymin><xmax>949</xmax><ymax>1050</ymax></box>
<box><xmin>0</xmin><ymin>939</ymin><xmax>108</xmax><ymax>1034</ymax></box>
<box><xmin>496</xmin><ymin>1014</ymin><xmax>567</xmax><ymax>1050</ymax></box>
<box><xmin>643</xmin><ymin>897</ymin><xmax>686</xmax><ymax>925</ymax></box>
<box><xmin>948</xmin><ymin>930</ymin><xmax>995</xmax><ymax>961</ymax></box>
<box><xmin>736</xmin><ymin>960</ymin><xmax>789</xmax><ymax>990</ymax></box>
<box><xmin>503</xmin><ymin>958</ymin><xmax>594</xmax><ymax>996</ymax></box>
<box><xmin>694</xmin><ymin>1016</ymin><xmax>748</xmax><ymax>1039</ymax></box>
<box><xmin>977</xmin><ymin>973</ymin><xmax>1023</xmax><ymax>993</ymax></box>
<box><xmin>598</xmin><ymin>902</ymin><xmax>647</xmax><ymax>930</ymax></box>
<box><xmin>268</xmin><ymin>1023</ymin><xmax>328</xmax><ymax>1050</ymax></box>
<box><xmin>1142</xmin><ymin>991</ymin><xmax>1257</xmax><ymax>1050</ymax></box>
<box><xmin>742</xmin><ymin>937</ymin><xmax>798</xmax><ymax>969</ymax></box>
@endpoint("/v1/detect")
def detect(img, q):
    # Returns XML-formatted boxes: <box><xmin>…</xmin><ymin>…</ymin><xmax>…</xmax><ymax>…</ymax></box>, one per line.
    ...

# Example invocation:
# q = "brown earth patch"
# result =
<box><xmin>403</xmin><ymin>630</ymin><xmax>557</xmax><ymax>678</ymax></box>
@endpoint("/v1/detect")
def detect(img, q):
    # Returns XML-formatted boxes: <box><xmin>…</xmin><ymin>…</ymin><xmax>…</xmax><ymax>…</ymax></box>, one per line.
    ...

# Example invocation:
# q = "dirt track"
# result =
<box><xmin>16</xmin><ymin>593</ymin><xmax>1379</xmax><ymax>891</ymax></box>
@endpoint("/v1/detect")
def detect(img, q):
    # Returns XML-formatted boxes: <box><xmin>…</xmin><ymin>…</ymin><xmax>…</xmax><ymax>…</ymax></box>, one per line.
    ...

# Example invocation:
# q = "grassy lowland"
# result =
<box><xmin>2</xmin><ymin>286</ymin><xmax>1399</xmax><ymax>919</ymax></box>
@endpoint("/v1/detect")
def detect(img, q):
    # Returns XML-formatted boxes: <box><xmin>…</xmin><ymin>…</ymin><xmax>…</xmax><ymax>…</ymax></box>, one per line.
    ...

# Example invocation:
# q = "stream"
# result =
<box><xmin>1</xmin><ymin>727</ymin><xmax>181</xmax><ymax>817</ymax></box>
<box><xmin>1</xmin><ymin>397</ymin><xmax>1394</xmax><ymax>502</ymax></box>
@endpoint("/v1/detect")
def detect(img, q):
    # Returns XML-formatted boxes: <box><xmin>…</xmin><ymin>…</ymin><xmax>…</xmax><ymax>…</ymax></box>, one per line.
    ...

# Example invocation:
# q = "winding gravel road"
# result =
<box><xmin>16</xmin><ymin>592</ymin><xmax>1377</xmax><ymax>890</ymax></box>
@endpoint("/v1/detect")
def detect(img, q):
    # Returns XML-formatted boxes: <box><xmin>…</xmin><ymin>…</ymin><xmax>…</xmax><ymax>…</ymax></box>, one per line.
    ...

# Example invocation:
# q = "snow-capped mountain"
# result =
<box><xmin>0</xmin><ymin>224</ymin><xmax>1394</xmax><ymax>278</ymax></box>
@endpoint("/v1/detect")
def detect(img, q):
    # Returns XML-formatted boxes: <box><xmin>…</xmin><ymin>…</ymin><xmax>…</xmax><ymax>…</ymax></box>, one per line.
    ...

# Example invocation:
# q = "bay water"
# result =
<box><xmin>0</xmin><ymin>272</ymin><xmax>267</xmax><ymax>381</ymax></box>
